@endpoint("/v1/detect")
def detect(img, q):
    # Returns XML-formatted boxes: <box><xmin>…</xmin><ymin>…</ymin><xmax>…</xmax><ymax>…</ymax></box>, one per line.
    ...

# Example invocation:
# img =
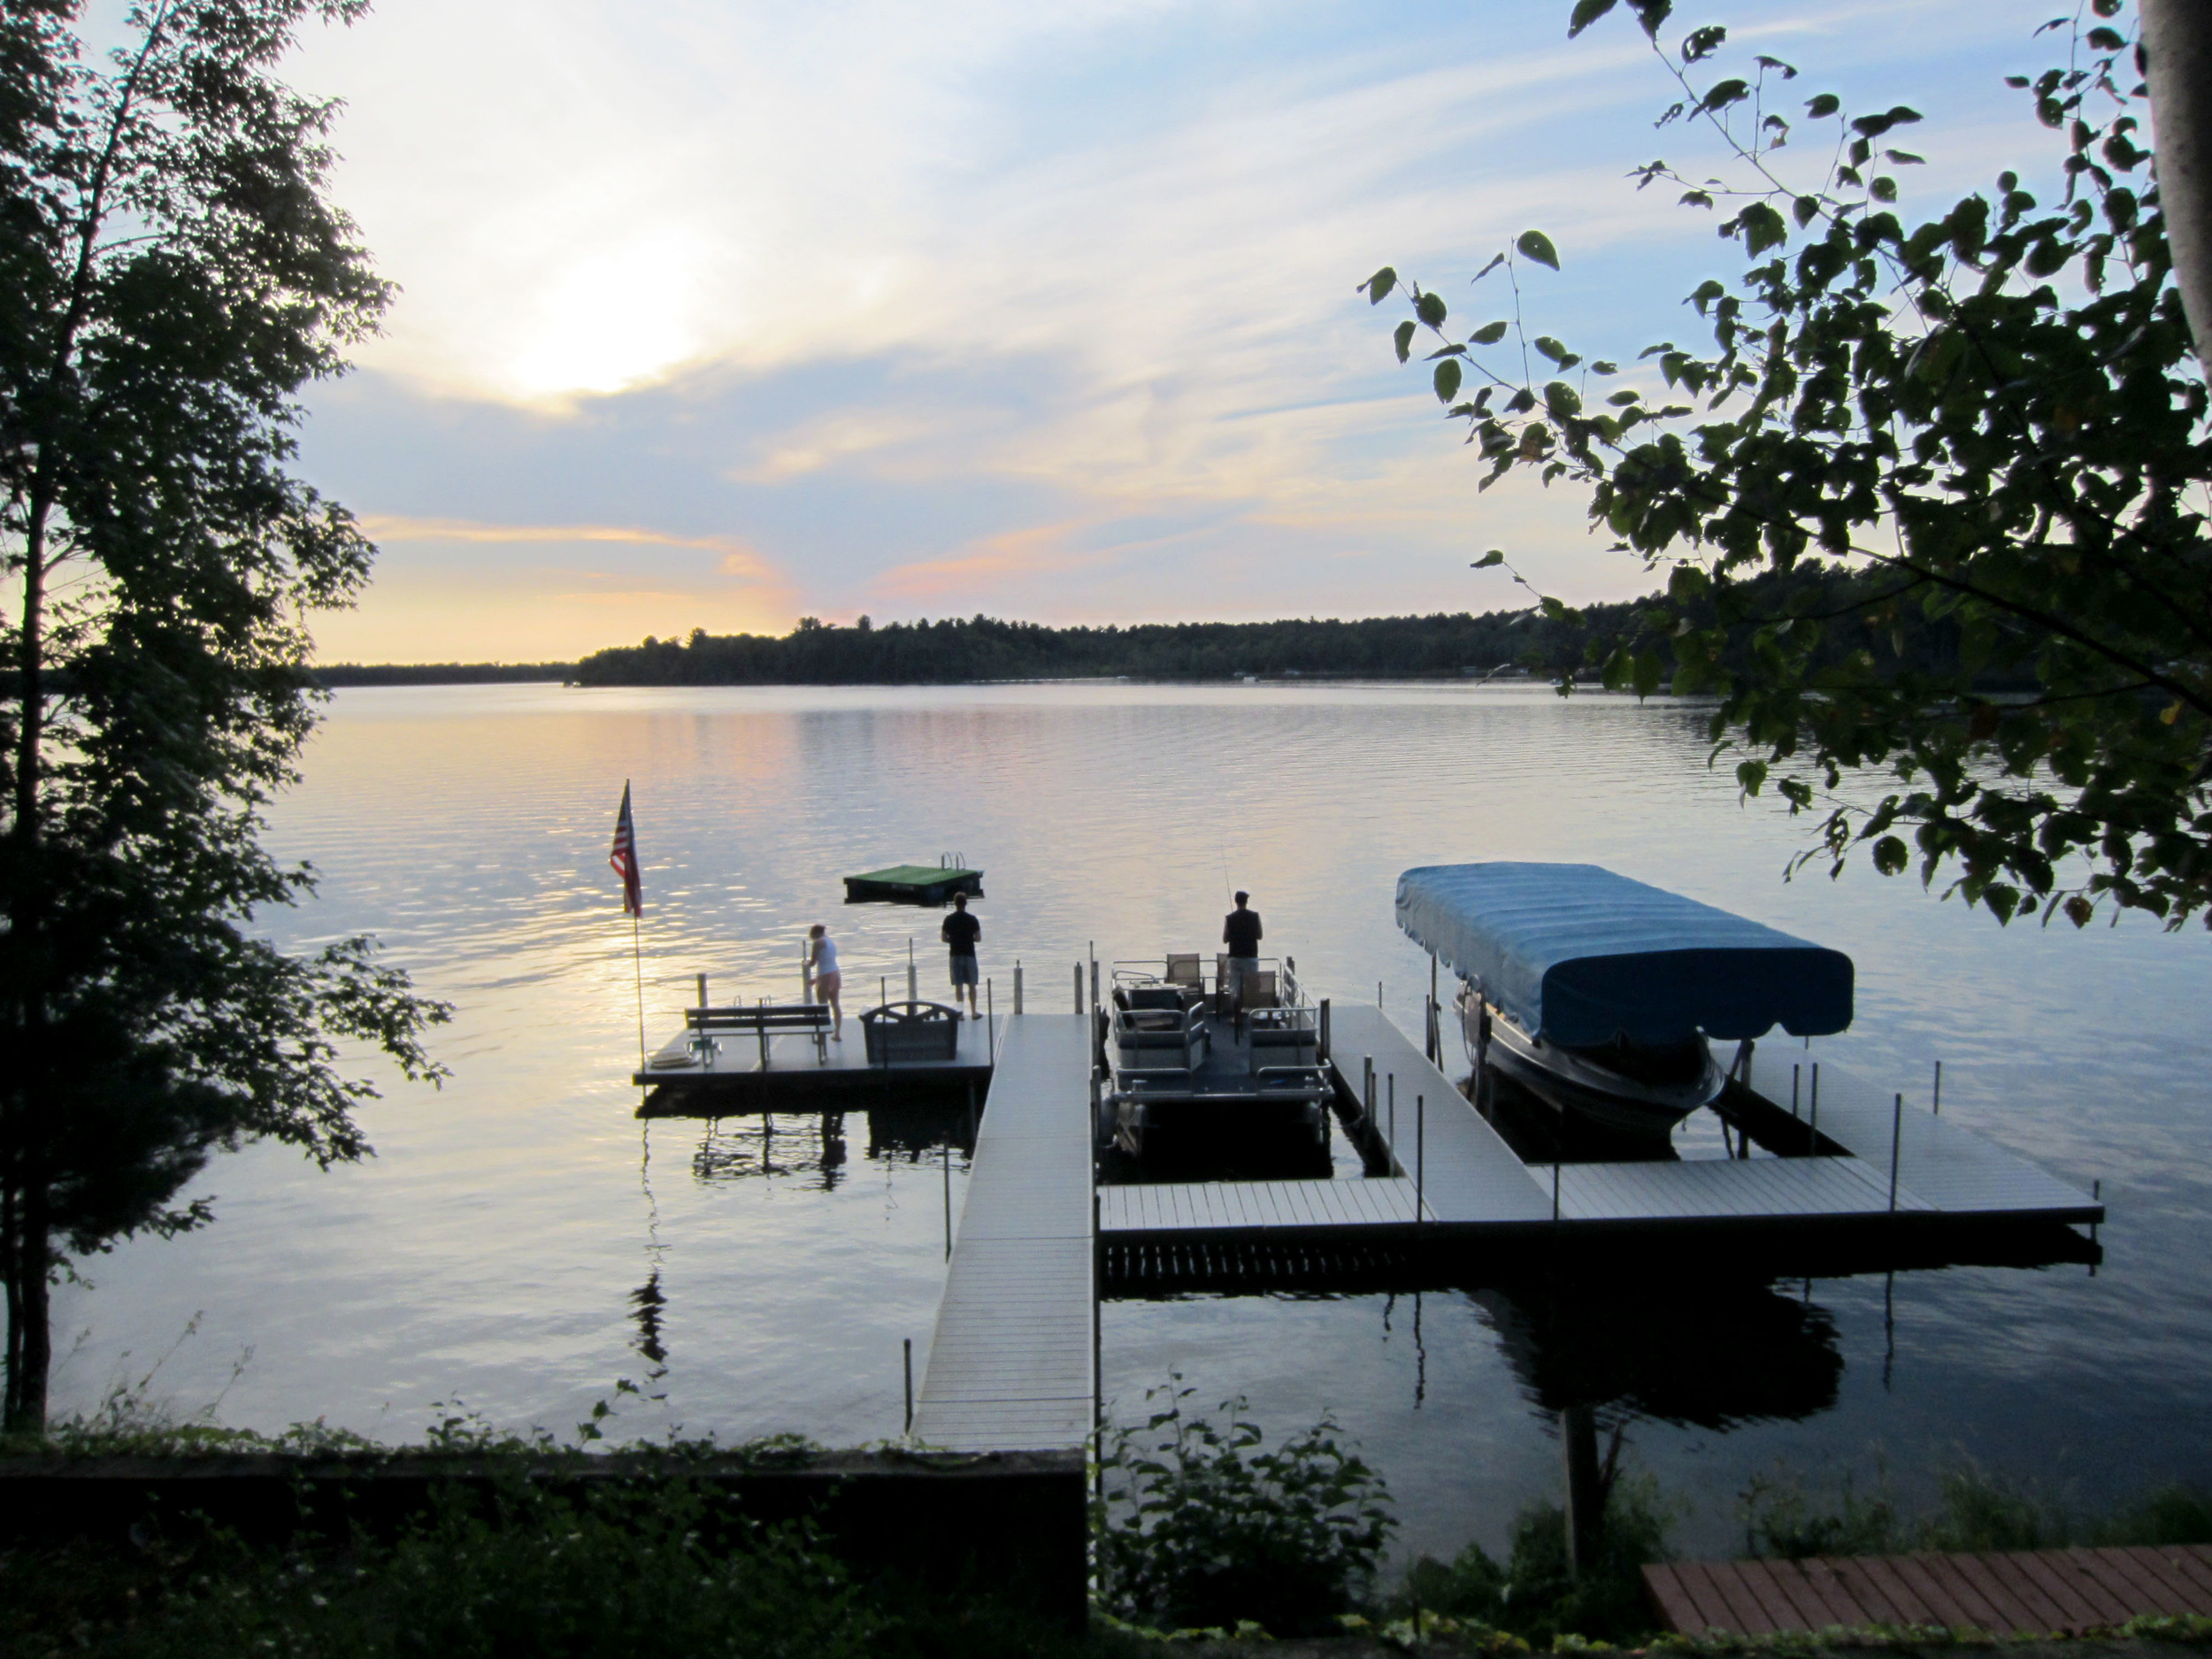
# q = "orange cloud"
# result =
<box><xmin>357</xmin><ymin>514</ymin><xmax>780</xmax><ymax>582</ymax></box>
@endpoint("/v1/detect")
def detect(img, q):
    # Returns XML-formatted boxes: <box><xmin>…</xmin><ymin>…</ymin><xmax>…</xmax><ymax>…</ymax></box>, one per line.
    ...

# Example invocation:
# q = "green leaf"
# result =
<box><xmin>1681</xmin><ymin>25</ymin><xmax>1725</xmax><ymax>61</ymax></box>
<box><xmin>1533</xmin><ymin>335</ymin><xmax>1572</xmax><ymax>364</ymax></box>
<box><xmin>1700</xmin><ymin>78</ymin><xmax>1750</xmax><ymax>112</ymax></box>
<box><xmin>1738</xmin><ymin>201</ymin><xmax>1788</xmax><ymax>254</ymax></box>
<box><xmin>1433</xmin><ymin>359</ymin><xmax>1463</xmax><ymax>403</ymax></box>
<box><xmin>1567</xmin><ymin>0</ymin><xmax>1617</xmax><ymax>36</ymax></box>
<box><xmin>1515</xmin><ymin>229</ymin><xmax>1561</xmax><ymax>270</ymax></box>
<box><xmin>1472</xmin><ymin>549</ymin><xmax>1506</xmax><ymax>568</ymax></box>
<box><xmin>1872</xmin><ymin>835</ymin><xmax>1909</xmax><ymax>876</ymax></box>
<box><xmin>1363</xmin><ymin>266</ymin><xmax>1396</xmax><ymax>304</ymax></box>
<box><xmin>1470</xmin><ymin>319</ymin><xmax>1509</xmax><ymax>344</ymax></box>
<box><xmin>1393</xmin><ymin>319</ymin><xmax>1416</xmax><ymax>363</ymax></box>
<box><xmin>1416</xmin><ymin>290</ymin><xmax>1448</xmax><ymax>326</ymax></box>
<box><xmin>1805</xmin><ymin>93</ymin><xmax>1841</xmax><ymax>119</ymax></box>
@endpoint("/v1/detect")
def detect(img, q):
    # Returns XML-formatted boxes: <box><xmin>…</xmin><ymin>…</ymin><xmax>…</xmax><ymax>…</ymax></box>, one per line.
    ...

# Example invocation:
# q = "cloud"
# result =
<box><xmin>358</xmin><ymin>515</ymin><xmax>781</xmax><ymax>582</ymax></box>
<box><xmin>282</xmin><ymin>0</ymin><xmax>2068</xmax><ymax>653</ymax></box>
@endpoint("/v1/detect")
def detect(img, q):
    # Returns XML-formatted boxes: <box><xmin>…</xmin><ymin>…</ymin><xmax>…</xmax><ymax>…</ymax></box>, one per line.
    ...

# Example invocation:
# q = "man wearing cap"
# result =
<box><xmin>1222</xmin><ymin>890</ymin><xmax>1262</xmax><ymax>1031</ymax></box>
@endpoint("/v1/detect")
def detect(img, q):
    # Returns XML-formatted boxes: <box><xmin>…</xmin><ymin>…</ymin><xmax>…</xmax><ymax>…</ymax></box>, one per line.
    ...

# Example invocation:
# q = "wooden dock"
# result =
<box><xmin>1647</xmin><ymin>1545</ymin><xmax>2212</xmax><ymax>1635</ymax></box>
<box><xmin>1096</xmin><ymin>1002</ymin><xmax>2100</xmax><ymax>1248</ymax></box>
<box><xmin>633</xmin><ymin>1013</ymin><xmax>995</xmax><ymax>1115</ymax></box>
<box><xmin>910</xmin><ymin>1014</ymin><xmax>1095</xmax><ymax>1452</ymax></box>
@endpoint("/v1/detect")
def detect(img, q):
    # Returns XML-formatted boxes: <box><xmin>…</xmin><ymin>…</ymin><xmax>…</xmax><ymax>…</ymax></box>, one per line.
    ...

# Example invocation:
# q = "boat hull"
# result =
<box><xmin>1460</xmin><ymin>992</ymin><xmax>1722</xmax><ymax>1140</ymax></box>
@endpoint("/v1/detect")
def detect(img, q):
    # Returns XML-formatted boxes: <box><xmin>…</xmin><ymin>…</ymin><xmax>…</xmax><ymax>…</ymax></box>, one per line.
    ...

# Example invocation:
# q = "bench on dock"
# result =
<box><xmin>685</xmin><ymin>1002</ymin><xmax>831</xmax><ymax>1068</ymax></box>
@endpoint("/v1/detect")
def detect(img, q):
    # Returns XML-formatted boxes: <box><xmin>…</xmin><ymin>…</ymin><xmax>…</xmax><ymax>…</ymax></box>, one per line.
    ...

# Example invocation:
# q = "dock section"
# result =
<box><xmin>1097</xmin><ymin>1002</ymin><xmax>2099</xmax><ymax>1249</ymax></box>
<box><xmin>910</xmin><ymin>1015</ymin><xmax>1094</xmax><ymax>1452</ymax></box>
<box><xmin>634</xmin><ymin>1013</ymin><xmax>995</xmax><ymax>1115</ymax></box>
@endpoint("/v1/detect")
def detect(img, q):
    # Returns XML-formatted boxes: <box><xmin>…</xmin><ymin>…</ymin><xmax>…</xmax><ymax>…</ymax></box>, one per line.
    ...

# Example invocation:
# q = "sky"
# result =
<box><xmin>266</xmin><ymin>0</ymin><xmax>2079</xmax><ymax>662</ymax></box>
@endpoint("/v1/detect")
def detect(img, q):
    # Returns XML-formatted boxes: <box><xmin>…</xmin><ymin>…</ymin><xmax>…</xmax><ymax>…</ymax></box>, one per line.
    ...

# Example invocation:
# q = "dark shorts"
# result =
<box><xmin>949</xmin><ymin>955</ymin><xmax>979</xmax><ymax>987</ymax></box>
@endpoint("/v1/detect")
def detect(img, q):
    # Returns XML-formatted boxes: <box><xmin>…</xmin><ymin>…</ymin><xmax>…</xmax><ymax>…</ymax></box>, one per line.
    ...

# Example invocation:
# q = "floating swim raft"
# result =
<box><xmin>842</xmin><ymin>861</ymin><xmax>984</xmax><ymax>905</ymax></box>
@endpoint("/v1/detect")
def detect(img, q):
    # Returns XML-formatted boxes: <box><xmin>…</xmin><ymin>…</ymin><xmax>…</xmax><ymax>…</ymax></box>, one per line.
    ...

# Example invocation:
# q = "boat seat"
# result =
<box><xmin>1164</xmin><ymin>953</ymin><xmax>1203</xmax><ymax>993</ymax></box>
<box><xmin>1125</xmin><ymin>986</ymin><xmax>1185</xmax><ymax>1012</ymax></box>
<box><xmin>1240</xmin><ymin>971</ymin><xmax>1278</xmax><ymax>1010</ymax></box>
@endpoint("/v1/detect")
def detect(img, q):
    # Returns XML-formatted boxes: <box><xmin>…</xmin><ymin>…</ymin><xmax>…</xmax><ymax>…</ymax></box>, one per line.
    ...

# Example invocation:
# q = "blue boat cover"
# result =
<box><xmin>1395</xmin><ymin>863</ymin><xmax>1853</xmax><ymax>1047</ymax></box>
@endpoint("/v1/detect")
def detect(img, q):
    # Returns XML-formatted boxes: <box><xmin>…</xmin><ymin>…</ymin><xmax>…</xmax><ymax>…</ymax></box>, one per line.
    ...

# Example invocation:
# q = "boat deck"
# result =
<box><xmin>910</xmin><ymin>1015</ymin><xmax>1095</xmax><ymax>1452</ymax></box>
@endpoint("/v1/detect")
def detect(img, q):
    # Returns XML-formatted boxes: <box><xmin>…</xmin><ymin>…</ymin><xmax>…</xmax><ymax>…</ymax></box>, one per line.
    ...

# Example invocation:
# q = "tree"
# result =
<box><xmin>1371</xmin><ymin>0</ymin><xmax>2212</xmax><ymax>926</ymax></box>
<box><xmin>1</xmin><ymin>0</ymin><xmax>449</xmax><ymax>1432</ymax></box>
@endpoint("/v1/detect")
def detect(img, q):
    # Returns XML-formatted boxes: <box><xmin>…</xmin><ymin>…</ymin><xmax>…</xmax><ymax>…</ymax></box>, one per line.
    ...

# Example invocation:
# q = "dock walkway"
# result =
<box><xmin>910</xmin><ymin>1015</ymin><xmax>1094</xmax><ymax>1452</ymax></box>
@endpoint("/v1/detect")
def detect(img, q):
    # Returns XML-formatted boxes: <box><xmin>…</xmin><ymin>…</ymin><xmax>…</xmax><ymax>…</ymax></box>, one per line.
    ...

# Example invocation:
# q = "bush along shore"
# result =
<box><xmin>4</xmin><ymin>1386</ymin><xmax>2211</xmax><ymax>1656</ymax></box>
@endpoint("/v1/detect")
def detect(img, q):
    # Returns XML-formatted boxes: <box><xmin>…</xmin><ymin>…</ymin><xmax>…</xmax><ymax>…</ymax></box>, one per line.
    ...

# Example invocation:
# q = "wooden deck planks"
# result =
<box><xmin>910</xmin><ymin>1016</ymin><xmax>1094</xmax><ymax>1453</ymax></box>
<box><xmin>1647</xmin><ymin>1545</ymin><xmax>2212</xmax><ymax>1636</ymax></box>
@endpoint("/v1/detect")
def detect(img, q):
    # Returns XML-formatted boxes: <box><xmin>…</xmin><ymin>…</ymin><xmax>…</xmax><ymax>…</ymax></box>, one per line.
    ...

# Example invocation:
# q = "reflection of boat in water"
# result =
<box><xmin>1100</xmin><ymin>955</ymin><xmax>1333</xmax><ymax>1157</ymax></box>
<box><xmin>1398</xmin><ymin>863</ymin><xmax>1854</xmax><ymax>1141</ymax></box>
<box><xmin>1473</xmin><ymin>1275</ymin><xmax>1843</xmax><ymax>1431</ymax></box>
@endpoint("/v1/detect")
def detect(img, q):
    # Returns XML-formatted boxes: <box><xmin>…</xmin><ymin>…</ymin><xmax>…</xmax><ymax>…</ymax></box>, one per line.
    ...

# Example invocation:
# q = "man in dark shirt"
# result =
<box><xmin>941</xmin><ymin>892</ymin><xmax>982</xmax><ymax>1018</ymax></box>
<box><xmin>1222</xmin><ymin>890</ymin><xmax>1262</xmax><ymax>1027</ymax></box>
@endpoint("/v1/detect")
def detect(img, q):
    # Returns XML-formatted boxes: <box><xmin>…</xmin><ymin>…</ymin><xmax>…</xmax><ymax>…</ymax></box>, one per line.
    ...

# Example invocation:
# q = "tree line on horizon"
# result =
<box><xmin>568</xmin><ymin>561</ymin><xmax>2023</xmax><ymax>688</ymax></box>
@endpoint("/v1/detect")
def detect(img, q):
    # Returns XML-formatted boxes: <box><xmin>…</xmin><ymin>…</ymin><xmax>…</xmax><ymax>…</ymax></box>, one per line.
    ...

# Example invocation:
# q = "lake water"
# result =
<box><xmin>48</xmin><ymin>682</ymin><xmax>2212</xmax><ymax>1563</ymax></box>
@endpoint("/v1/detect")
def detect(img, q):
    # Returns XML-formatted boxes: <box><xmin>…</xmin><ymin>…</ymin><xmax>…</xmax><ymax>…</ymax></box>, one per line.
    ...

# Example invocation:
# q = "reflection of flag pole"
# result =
<box><xmin>610</xmin><ymin>780</ymin><xmax>646</xmax><ymax>1071</ymax></box>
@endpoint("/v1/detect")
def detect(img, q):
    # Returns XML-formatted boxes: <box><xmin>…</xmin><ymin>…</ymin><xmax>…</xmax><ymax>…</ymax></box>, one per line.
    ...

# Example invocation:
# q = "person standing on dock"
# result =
<box><xmin>941</xmin><ymin>892</ymin><xmax>982</xmax><ymax>1018</ymax></box>
<box><xmin>807</xmin><ymin>924</ymin><xmax>844</xmax><ymax>1040</ymax></box>
<box><xmin>1223</xmin><ymin>890</ymin><xmax>1262</xmax><ymax>1030</ymax></box>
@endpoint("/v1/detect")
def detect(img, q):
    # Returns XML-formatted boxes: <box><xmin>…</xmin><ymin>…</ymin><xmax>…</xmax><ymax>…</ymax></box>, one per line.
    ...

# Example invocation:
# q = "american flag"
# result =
<box><xmin>609</xmin><ymin>781</ymin><xmax>642</xmax><ymax>916</ymax></box>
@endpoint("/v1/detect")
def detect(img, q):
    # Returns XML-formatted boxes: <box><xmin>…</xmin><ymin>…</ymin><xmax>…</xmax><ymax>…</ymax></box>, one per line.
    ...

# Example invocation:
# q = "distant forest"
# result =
<box><xmin>571</xmin><ymin>562</ymin><xmax>2019</xmax><ymax>688</ymax></box>
<box><xmin>311</xmin><ymin>662</ymin><xmax>574</xmax><ymax>687</ymax></box>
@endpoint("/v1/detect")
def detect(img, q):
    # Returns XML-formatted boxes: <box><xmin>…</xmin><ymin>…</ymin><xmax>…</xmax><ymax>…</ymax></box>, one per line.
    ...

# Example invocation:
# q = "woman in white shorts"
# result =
<box><xmin>807</xmin><ymin>923</ymin><xmax>844</xmax><ymax>1039</ymax></box>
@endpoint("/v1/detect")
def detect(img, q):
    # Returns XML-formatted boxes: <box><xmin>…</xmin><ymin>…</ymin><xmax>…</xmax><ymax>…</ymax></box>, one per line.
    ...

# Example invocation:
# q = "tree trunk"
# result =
<box><xmin>3</xmin><ymin>1201</ymin><xmax>49</xmax><ymax>1434</ymax></box>
<box><xmin>2142</xmin><ymin>0</ymin><xmax>2212</xmax><ymax>365</ymax></box>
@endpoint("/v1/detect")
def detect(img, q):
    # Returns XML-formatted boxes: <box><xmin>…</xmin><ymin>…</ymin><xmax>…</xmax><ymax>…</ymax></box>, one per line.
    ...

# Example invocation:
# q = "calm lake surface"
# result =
<box><xmin>50</xmin><ymin>682</ymin><xmax>2212</xmax><ymax>1561</ymax></box>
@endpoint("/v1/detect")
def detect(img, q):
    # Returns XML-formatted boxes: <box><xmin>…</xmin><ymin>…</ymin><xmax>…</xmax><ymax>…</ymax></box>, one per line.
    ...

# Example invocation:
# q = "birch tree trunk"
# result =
<box><xmin>2142</xmin><ymin>0</ymin><xmax>2212</xmax><ymax>363</ymax></box>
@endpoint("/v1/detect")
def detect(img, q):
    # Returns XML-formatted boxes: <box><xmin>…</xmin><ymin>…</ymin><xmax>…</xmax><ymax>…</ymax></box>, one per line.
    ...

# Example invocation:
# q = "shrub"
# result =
<box><xmin>1093</xmin><ymin>1377</ymin><xmax>1395</xmax><ymax>1635</ymax></box>
<box><xmin>1394</xmin><ymin>1472</ymin><xmax>1671</xmax><ymax>1647</ymax></box>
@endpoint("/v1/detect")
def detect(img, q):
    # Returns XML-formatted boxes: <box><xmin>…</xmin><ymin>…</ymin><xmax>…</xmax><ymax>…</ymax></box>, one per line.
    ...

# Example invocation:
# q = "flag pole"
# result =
<box><xmin>633</xmin><ymin>910</ymin><xmax>647</xmax><ymax>1073</ymax></box>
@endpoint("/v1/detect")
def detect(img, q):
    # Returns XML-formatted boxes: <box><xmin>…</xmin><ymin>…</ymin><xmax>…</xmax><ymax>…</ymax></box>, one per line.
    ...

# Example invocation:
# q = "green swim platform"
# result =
<box><xmin>843</xmin><ymin>863</ymin><xmax>986</xmax><ymax>905</ymax></box>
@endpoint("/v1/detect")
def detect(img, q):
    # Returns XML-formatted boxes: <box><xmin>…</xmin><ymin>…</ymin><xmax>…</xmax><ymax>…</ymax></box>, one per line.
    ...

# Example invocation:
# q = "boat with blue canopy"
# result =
<box><xmin>1396</xmin><ymin>862</ymin><xmax>1855</xmax><ymax>1138</ymax></box>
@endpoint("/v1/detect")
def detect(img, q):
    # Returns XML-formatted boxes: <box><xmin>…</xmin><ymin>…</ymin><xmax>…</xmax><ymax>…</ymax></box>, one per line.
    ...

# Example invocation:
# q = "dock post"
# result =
<box><xmin>907</xmin><ymin>938</ymin><xmax>917</xmax><ymax>1002</ymax></box>
<box><xmin>1387</xmin><ymin>1073</ymin><xmax>1395</xmax><ymax>1157</ymax></box>
<box><xmin>1317</xmin><ymin>998</ymin><xmax>1330</xmax><ymax>1064</ymax></box>
<box><xmin>1887</xmin><ymin>1091</ymin><xmax>1903</xmax><ymax>1211</ymax></box>
<box><xmin>1013</xmin><ymin>961</ymin><xmax>1023</xmax><ymax>1016</ymax></box>
<box><xmin>696</xmin><ymin>972</ymin><xmax>707</xmax><ymax>1010</ymax></box>
<box><xmin>1091</xmin><ymin>1190</ymin><xmax>1103</xmax><ymax>1497</ymax></box>
<box><xmin>1377</xmin><ymin>979</ymin><xmax>1383</xmax><ymax>1010</ymax></box>
<box><xmin>1090</xmin><ymin>954</ymin><xmax>1100</xmax><ymax>1011</ymax></box>
<box><xmin>1932</xmin><ymin>1059</ymin><xmax>1942</xmax><ymax>1115</ymax></box>
<box><xmin>1416</xmin><ymin>1094</ymin><xmax>1425</xmax><ymax>1225</ymax></box>
<box><xmin>903</xmin><ymin>1338</ymin><xmax>913</xmax><ymax>1434</ymax></box>
<box><xmin>1362</xmin><ymin>1056</ymin><xmax>1373</xmax><ymax>1125</ymax></box>
<box><xmin>1073</xmin><ymin>963</ymin><xmax>1082</xmax><ymax>1015</ymax></box>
